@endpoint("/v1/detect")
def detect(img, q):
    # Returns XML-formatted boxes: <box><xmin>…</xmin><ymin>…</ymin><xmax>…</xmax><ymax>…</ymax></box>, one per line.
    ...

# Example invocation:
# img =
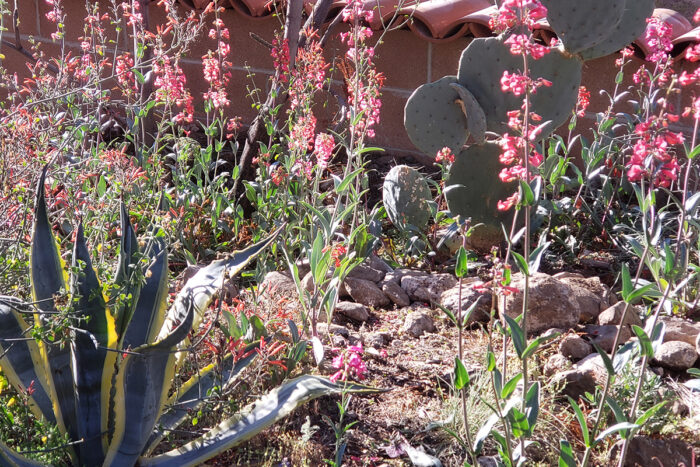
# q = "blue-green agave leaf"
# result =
<box><xmin>141</xmin><ymin>376</ymin><xmax>378</xmax><ymax>467</ymax></box>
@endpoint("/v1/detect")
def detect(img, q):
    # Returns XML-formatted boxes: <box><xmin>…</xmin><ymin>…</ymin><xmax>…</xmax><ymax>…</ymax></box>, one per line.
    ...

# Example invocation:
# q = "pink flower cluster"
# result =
<box><xmin>115</xmin><ymin>53</ymin><xmax>137</xmax><ymax>96</ymax></box>
<box><xmin>340</xmin><ymin>0</ymin><xmax>384</xmax><ymax>139</ymax></box>
<box><xmin>504</xmin><ymin>34</ymin><xmax>550</xmax><ymax>60</ymax></box>
<box><xmin>644</xmin><ymin>16</ymin><xmax>673</xmax><ymax>63</ymax></box>
<box><xmin>271</xmin><ymin>36</ymin><xmax>290</xmax><ymax>80</ymax></box>
<box><xmin>435</xmin><ymin>147</ymin><xmax>455</xmax><ymax>164</ymax></box>
<box><xmin>202</xmin><ymin>15</ymin><xmax>233</xmax><ymax>109</ymax></box>
<box><xmin>313</xmin><ymin>132</ymin><xmax>335</xmax><ymax>169</ymax></box>
<box><xmin>330</xmin><ymin>343</ymin><xmax>367</xmax><ymax>383</ymax></box>
<box><xmin>490</xmin><ymin>0</ymin><xmax>547</xmax><ymax>32</ymax></box>
<box><xmin>341</xmin><ymin>0</ymin><xmax>374</xmax><ymax>23</ymax></box>
<box><xmin>153</xmin><ymin>51</ymin><xmax>194</xmax><ymax>123</ymax></box>
<box><xmin>627</xmin><ymin>118</ymin><xmax>682</xmax><ymax>188</ymax></box>
<box><xmin>501</xmin><ymin>72</ymin><xmax>551</xmax><ymax>96</ymax></box>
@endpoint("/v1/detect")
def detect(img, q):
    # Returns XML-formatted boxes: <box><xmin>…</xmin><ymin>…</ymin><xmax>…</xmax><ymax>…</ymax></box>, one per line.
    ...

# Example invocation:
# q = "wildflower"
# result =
<box><xmin>575</xmin><ymin>86</ymin><xmax>590</xmax><ymax>117</ymax></box>
<box><xmin>288</xmin><ymin>114</ymin><xmax>317</xmax><ymax>153</ymax></box>
<box><xmin>686</xmin><ymin>44</ymin><xmax>700</xmax><ymax>62</ymax></box>
<box><xmin>313</xmin><ymin>133</ymin><xmax>335</xmax><ymax>169</ymax></box>
<box><xmin>504</xmin><ymin>34</ymin><xmax>550</xmax><ymax>59</ymax></box>
<box><xmin>491</xmin><ymin>0</ymin><xmax>548</xmax><ymax>32</ymax></box>
<box><xmin>497</xmin><ymin>192</ymin><xmax>519</xmax><ymax>211</ymax></box>
<box><xmin>644</xmin><ymin>17</ymin><xmax>673</xmax><ymax>63</ymax></box>
<box><xmin>330</xmin><ymin>342</ymin><xmax>367</xmax><ymax>383</ymax></box>
<box><xmin>435</xmin><ymin>147</ymin><xmax>455</xmax><ymax>164</ymax></box>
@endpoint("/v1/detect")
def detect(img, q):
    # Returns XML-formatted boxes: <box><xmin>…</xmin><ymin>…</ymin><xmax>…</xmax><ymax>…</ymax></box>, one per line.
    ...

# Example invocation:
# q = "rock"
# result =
<box><xmin>597</xmin><ymin>302</ymin><xmax>643</xmax><ymax>327</ymax></box>
<box><xmin>697</xmin><ymin>332</ymin><xmax>700</xmax><ymax>356</ymax></box>
<box><xmin>544</xmin><ymin>353</ymin><xmax>571</xmax><ymax>377</ymax></box>
<box><xmin>501</xmin><ymin>272</ymin><xmax>582</xmax><ymax>334</ymax></box>
<box><xmin>652</xmin><ymin>341</ymin><xmax>698</xmax><ymax>371</ymax></box>
<box><xmin>477</xmin><ymin>457</ymin><xmax>499</xmax><ymax>467</ymax></box>
<box><xmin>317</xmin><ymin>322</ymin><xmax>350</xmax><ymax>337</ymax></box>
<box><xmin>583</xmin><ymin>324</ymin><xmax>631</xmax><ymax>353</ymax></box>
<box><xmin>381</xmin><ymin>280</ymin><xmax>411</xmax><ymax>307</ymax></box>
<box><xmin>559</xmin><ymin>334</ymin><xmax>593</xmax><ymax>361</ymax></box>
<box><xmin>439</xmin><ymin>280</ymin><xmax>491</xmax><ymax>325</ymax></box>
<box><xmin>610</xmin><ymin>436</ymin><xmax>694</xmax><ymax>467</ymax></box>
<box><xmin>259</xmin><ymin>271</ymin><xmax>298</xmax><ymax>298</ymax></box>
<box><xmin>555</xmin><ymin>273</ymin><xmax>613</xmax><ymax>323</ymax></box>
<box><xmin>301</xmin><ymin>271</ymin><xmax>349</xmax><ymax>297</ymax></box>
<box><xmin>384</xmin><ymin>268</ymin><xmax>417</xmax><ymax>285</ymax></box>
<box><xmin>401</xmin><ymin>272</ymin><xmax>457</xmax><ymax>304</ymax></box>
<box><xmin>553</xmin><ymin>353</ymin><xmax>608</xmax><ymax>399</ymax></box>
<box><xmin>344</xmin><ymin>277</ymin><xmax>391</xmax><ymax>308</ymax></box>
<box><xmin>335</xmin><ymin>301</ymin><xmax>370</xmax><ymax>322</ymax></box>
<box><xmin>368</xmin><ymin>254</ymin><xmax>393</xmax><ymax>273</ymax></box>
<box><xmin>348</xmin><ymin>264</ymin><xmax>386</xmax><ymax>283</ymax></box>
<box><xmin>660</xmin><ymin>316</ymin><xmax>700</xmax><ymax>346</ymax></box>
<box><xmin>365</xmin><ymin>331</ymin><xmax>391</xmax><ymax>347</ymax></box>
<box><xmin>403</xmin><ymin>311</ymin><xmax>437</xmax><ymax>337</ymax></box>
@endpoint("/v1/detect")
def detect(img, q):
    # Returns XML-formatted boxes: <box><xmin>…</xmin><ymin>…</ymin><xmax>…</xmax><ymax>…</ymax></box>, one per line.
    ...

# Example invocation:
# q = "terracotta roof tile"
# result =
<box><xmin>183</xmin><ymin>0</ymin><xmax>700</xmax><ymax>61</ymax></box>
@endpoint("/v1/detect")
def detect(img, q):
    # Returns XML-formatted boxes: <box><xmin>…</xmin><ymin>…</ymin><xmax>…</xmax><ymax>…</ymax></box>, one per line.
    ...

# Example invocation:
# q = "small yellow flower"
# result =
<box><xmin>7</xmin><ymin>397</ymin><xmax>16</xmax><ymax>408</ymax></box>
<box><xmin>41</xmin><ymin>436</ymin><xmax>48</xmax><ymax>444</ymax></box>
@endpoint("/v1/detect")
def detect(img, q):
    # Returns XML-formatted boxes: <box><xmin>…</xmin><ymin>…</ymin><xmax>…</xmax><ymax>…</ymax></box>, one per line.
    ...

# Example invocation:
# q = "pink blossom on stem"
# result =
<box><xmin>313</xmin><ymin>132</ymin><xmax>335</xmax><ymax>169</ymax></box>
<box><xmin>435</xmin><ymin>147</ymin><xmax>455</xmax><ymax>164</ymax></box>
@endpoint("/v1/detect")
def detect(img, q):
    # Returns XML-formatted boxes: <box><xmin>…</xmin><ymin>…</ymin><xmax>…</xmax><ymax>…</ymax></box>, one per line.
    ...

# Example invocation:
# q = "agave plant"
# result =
<box><xmin>0</xmin><ymin>168</ymin><xmax>373</xmax><ymax>466</ymax></box>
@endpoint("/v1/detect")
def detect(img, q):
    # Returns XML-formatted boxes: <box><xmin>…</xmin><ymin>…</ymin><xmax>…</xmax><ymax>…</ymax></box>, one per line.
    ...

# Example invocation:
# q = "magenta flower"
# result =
<box><xmin>313</xmin><ymin>133</ymin><xmax>335</xmax><ymax>169</ymax></box>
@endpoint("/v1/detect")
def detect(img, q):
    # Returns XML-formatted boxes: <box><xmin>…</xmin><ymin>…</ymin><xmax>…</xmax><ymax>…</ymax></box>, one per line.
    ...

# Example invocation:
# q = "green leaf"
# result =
<box><xmin>522</xmin><ymin>333</ymin><xmax>558</xmax><ymax>360</ymax></box>
<box><xmin>487</xmin><ymin>350</ymin><xmax>497</xmax><ymax>372</ymax></box>
<box><xmin>505</xmin><ymin>315</ymin><xmax>526</xmax><ymax>358</ymax></box>
<box><xmin>512</xmin><ymin>252</ymin><xmax>529</xmax><ymax>276</ymax></box>
<box><xmin>29</xmin><ymin>167</ymin><xmax>78</xmax><ymax>447</ymax></box>
<box><xmin>0</xmin><ymin>297</ymin><xmax>56</xmax><ymax>423</ymax></box>
<box><xmin>454</xmin><ymin>357</ymin><xmax>470</xmax><ymax>390</ymax></box>
<box><xmin>634</xmin><ymin>401</ymin><xmax>667</xmax><ymax>427</ymax></box>
<box><xmin>528</xmin><ymin>242</ymin><xmax>550</xmax><ymax>275</ymax></box>
<box><xmin>122</xmin><ymin>234</ymin><xmax>168</xmax><ymax>350</ymax></box>
<box><xmin>144</xmin><ymin>345</ymin><xmax>261</xmax><ymax>454</ymax></box>
<box><xmin>687</xmin><ymin>143</ymin><xmax>700</xmax><ymax>160</ymax></box>
<box><xmin>461</xmin><ymin>298</ymin><xmax>482</xmax><ymax>328</ymax></box>
<box><xmin>626</xmin><ymin>283</ymin><xmax>660</xmax><ymax>304</ymax></box>
<box><xmin>558</xmin><ymin>440</ymin><xmax>576</xmax><ymax>467</ymax></box>
<box><xmin>592</xmin><ymin>343</ymin><xmax>615</xmax><ymax>376</ymax></box>
<box><xmin>455</xmin><ymin>246</ymin><xmax>468</xmax><ymax>278</ymax></box>
<box><xmin>436</xmin><ymin>303</ymin><xmax>457</xmax><ymax>326</ymax></box>
<box><xmin>508</xmin><ymin>407</ymin><xmax>530</xmax><ymax>438</ymax></box>
<box><xmin>525</xmin><ymin>382</ymin><xmax>540</xmax><ymax>431</ymax></box>
<box><xmin>519</xmin><ymin>179</ymin><xmax>535</xmax><ymax>206</ymax></box>
<box><xmin>605</xmin><ymin>396</ymin><xmax>628</xmax><ymax>423</ymax></box>
<box><xmin>141</xmin><ymin>376</ymin><xmax>379</xmax><ymax>467</ymax></box>
<box><xmin>621</xmin><ymin>263</ymin><xmax>633</xmax><ymax>303</ymax></box>
<box><xmin>567</xmin><ymin>396</ymin><xmax>590</xmax><ymax>447</ymax></box>
<box><xmin>335</xmin><ymin>167</ymin><xmax>364</xmax><ymax>193</ymax></box>
<box><xmin>501</xmin><ymin>373</ymin><xmax>522</xmax><ymax>399</ymax></box>
<box><xmin>474</xmin><ymin>412</ymin><xmax>499</xmax><ymax>454</ymax></box>
<box><xmin>593</xmin><ymin>422</ymin><xmax>638</xmax><ymax>445</ymax></box>
<box><xmin>688</xmin><ymin>368</ymin><xmax>700</xmax><ymax>377</ymax></box>
<box><xmin>631</xmin><ymin>325</ymin><xmax>654</xmax><ymax>358</ymax></box>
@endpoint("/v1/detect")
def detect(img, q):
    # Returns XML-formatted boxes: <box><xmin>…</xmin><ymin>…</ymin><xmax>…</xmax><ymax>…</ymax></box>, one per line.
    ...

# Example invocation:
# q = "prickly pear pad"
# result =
<box><xmin>457</xmin><ymin>37</ymin><xmax>582</xmax><ymax>135</ymax></box>
<box><xmin>404</xmin><ymin>76</ymin><xmax>469</xmax><ymax>155</ymax></box>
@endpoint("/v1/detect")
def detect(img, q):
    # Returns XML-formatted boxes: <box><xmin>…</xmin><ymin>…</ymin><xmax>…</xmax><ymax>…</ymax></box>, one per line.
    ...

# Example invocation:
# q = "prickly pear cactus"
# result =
<box><xmin>383</xmin><ymin>165</ymin><xmax>433</xmax><ymax>232</ymax></box>
<box><xmin>445</xmin><ymin>143</ymin><xmax>517</xmax><ymax>250</ymax></box>
<box><xmin>539</xmin><ymin>0</ymin><xmax>625</xmax><ymax>55</ymax></box>
<box><xmin>577</xmin><ymin>0</ymin><xmax>654</xmax><ymax>60</ymax></box>
<box><xmin>457</xmin><ymin>37</ymin><xmax>582</xmax><ymax>135</ymax></box>
<box><xmin>404</xmin><ymin>76</ymin><xmax>470</xmax><ymax>155</ymax></box>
